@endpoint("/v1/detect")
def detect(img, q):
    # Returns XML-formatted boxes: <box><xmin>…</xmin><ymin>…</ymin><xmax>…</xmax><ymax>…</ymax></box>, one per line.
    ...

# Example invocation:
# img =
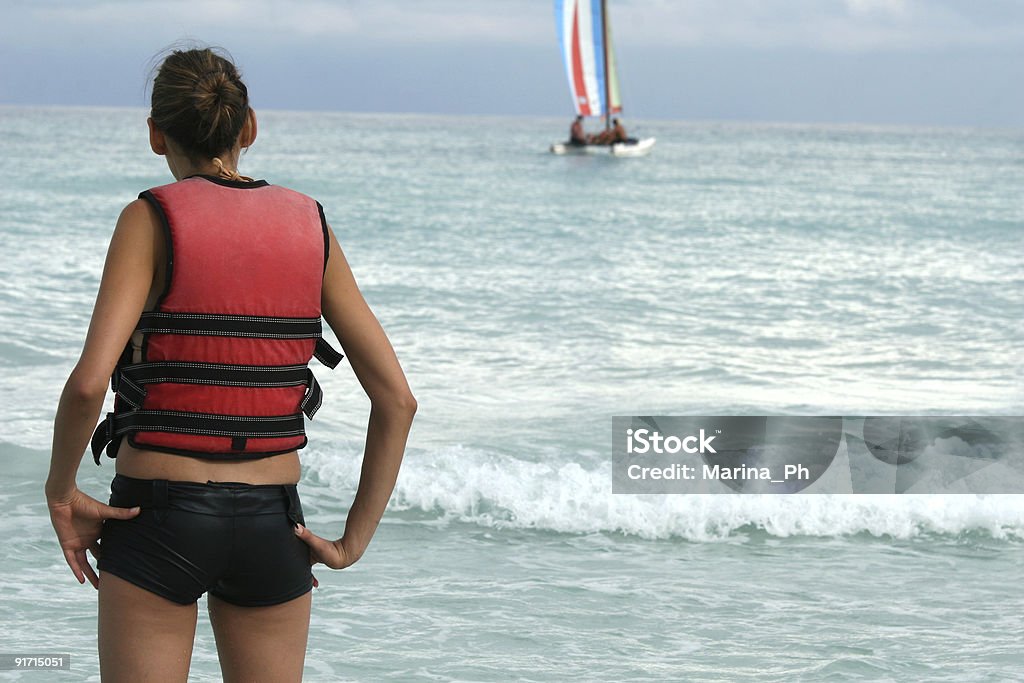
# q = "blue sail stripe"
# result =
<box><xmin>589</xmin><ymin>0</ymin><xmax>606</xmax><ymax>117</ymax></box>
<box><xmin>555</xmin><ymin>0</ymin><xmax>579</xmax><ymax>115</ymax></box>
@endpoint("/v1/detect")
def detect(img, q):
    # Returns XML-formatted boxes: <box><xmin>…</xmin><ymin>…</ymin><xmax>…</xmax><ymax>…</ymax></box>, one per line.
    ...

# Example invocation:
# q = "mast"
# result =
<box><xmin>602</xmin><ymin>0</ymin><xmax>611</xmax><ymax>131</ymax></box>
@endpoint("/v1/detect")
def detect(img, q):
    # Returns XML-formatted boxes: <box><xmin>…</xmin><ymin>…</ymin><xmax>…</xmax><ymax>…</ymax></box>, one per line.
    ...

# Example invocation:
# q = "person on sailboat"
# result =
<box><xmin>569</xmin><ymin>115</ymin><xmax>588</xmax><ymax>146</ymax></box>
<box><xmin>590</xmin><ymin>119</ymin><xmax>628</xmax><ymax>146</ymax></box>
<box><xmin>610</xmin><ymin>118</ymin><xmax>630</xmax><ymax>143</ymax></box>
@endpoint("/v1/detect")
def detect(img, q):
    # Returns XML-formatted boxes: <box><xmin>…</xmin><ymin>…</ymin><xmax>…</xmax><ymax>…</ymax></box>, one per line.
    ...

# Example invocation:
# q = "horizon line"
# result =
<box><xmin>0</xmin><ymin>102</ymin><xmax>1020</xmax><ymax>134</ymax></box>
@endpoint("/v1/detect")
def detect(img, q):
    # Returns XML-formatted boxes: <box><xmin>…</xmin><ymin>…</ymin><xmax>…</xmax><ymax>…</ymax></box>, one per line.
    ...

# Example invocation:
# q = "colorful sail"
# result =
<box><xmin>604</xmin><ymin>8</ymin><xmax>622</xmax><ymax>114</ymax></box>
<box><xmin>555</xmin><ymin>0</ymin><xmax>622</xmax><ymax>118</ymax></box>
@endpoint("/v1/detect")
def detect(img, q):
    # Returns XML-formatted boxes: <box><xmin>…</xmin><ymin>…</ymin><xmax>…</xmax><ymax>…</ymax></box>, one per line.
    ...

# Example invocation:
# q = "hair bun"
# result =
<box><xmin>193</xmin><ymin>71</ymin><xmax>231</xmax><ymax>113</ymax></box>
<box><xmin>150</xmin><ymin>47</ymin><xmax>250</xmax><ymax>159</ymax></box>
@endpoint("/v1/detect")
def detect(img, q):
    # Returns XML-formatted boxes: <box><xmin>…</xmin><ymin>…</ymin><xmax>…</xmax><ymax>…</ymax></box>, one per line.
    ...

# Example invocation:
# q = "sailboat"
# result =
<box><xmin>550</xmin><ymin>0</ymin><xmax>655</xmax><ymax>157</ymax></box>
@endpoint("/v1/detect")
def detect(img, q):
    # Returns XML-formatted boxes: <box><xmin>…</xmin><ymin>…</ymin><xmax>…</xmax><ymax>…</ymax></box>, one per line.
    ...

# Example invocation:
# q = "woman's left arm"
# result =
<box><xmin>45</xmin><ymin>198</ymin><xmax>161</xmax><ymax>588</ymax></box>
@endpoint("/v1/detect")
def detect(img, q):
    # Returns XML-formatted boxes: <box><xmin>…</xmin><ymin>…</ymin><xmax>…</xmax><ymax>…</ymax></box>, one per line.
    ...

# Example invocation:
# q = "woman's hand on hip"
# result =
<box><xmin>46</xmin><ymin>488</ymin><xmax>141</xmax><ymax>589</ymax></box>
<box><xmin>293</xmin><ymin>523</ymin><xmax>360</xmax><ymax>578</ymax></box>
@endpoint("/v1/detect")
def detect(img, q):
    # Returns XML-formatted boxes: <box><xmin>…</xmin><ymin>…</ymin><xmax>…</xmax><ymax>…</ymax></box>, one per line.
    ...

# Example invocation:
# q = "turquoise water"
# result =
<box><xmin>1</xmin><ymin>106</ymin><xmax>1023</xmax><ymax>681</ymax></box>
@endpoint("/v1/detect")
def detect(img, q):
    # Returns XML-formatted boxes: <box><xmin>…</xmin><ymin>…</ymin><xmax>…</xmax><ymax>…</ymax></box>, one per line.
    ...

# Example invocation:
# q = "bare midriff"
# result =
<box><xmin>114</xmin><ymin>441</ymin><xmax>301</xmax><ymax>485</ymax></box>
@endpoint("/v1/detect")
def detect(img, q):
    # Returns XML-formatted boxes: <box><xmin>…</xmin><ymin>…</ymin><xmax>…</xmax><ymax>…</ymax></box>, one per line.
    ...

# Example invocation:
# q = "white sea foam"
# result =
<box><xmin>305</xmin><ymin>445</ymin><xmax>1024</xmax><ymax>541</ymax></box>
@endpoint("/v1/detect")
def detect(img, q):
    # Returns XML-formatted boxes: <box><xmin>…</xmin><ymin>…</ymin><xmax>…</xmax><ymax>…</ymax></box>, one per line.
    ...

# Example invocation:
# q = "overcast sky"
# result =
<box><xmin>1</xmin><ymin>0</ymin><xmax>1022</xmax><ymax>126</ymax></box>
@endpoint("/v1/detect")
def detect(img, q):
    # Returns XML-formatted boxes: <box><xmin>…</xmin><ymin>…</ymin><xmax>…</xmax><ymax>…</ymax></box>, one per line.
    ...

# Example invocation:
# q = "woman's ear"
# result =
<box><xmin>148</xmin><ymin>117</ymin><xmax>167</xmax><ymax>155</ymax></box>
<box><xmin>240</xmin><ymin>107</ymin><xmax>258</xmax><ymax>150</ymax></box>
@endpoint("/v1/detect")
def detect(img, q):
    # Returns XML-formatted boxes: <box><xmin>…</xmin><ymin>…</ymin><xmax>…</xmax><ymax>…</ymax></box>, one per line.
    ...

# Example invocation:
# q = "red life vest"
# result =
<box><xmin>90</xmin><ymin>174</ymin><xmax>343</xmax><ymax>464</ymax></box>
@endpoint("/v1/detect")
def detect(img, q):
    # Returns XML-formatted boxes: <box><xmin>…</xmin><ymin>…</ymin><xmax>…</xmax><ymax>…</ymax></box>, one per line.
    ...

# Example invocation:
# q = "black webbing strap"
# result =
<box><xmin>314</xmin><ymin>338</ymin><xmax>344</xmax><ymax>368</ymax></box>
<box><xmin>135</xmin><ymin>311</ymin><xmax>344</xmax><ymax>367</ymax></box>
<box><xmin>115</xmin><ymin>372</ymin><xmax>147</xmax><ymax>409</ymax></box>
<box><xmin>109</xmin><ymin>410</ymin><xmax>306</xmax><ymax>438</ymax></box>
<box><xmin>90</xmin><ymin>311</ymin><xmax>344</xmax><ymax>465</ymax></box>
<box><xmin>93</xmin><ymin>372</ymin><xmax>324</xmax><ymax>463</ymax></box>
<box><xmin>91</xmin><ymin>409</ymin><xmax>307</xmax><ymax>464</ymax></box>
<box><xmin>91</xmin><ymin>417</ymin><xmax>115</xmax><ymax>465</ymax></box>
<box><xmin>115</xmin><ymin>362</ymin><xmax>324</xmax><ymax>419</ymax></box>
<box><xmin>110</xmin><ymin>341</ymin><xmax>132</xmax><ymax>393</ymax></box>
<box><xmin>300</xmin><ymin>369</ymin><xmax>323</xmax><ymax>419</ymax></box>
<box><xmin>122</xmin><ymin>362</ymin><xmax>311</xmax><ymax>388</ymax></box>
<box><xmin>137</xmin><ymin>311</ymin><xmax>323</xmax><ymax>339</ymax></box>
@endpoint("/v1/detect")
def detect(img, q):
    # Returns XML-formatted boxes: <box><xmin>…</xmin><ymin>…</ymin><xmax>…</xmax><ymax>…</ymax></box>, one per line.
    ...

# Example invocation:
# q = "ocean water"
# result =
<box><xmin>1</xmin><ymin>106</ymin><xmax>1023</xmax><ymax>681</ymax></box>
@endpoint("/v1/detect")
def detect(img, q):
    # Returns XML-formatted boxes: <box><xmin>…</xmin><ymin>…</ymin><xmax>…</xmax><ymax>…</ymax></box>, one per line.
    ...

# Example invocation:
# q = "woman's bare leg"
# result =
<box><xmin>98</xmin><ymin>571</ymin><xmax>198</xmax><ymax>682</ymax></box>
<box><xmin>207</xmin><ymin>591</ymin><xmax>312</xmax><ymax>683</ymax></box>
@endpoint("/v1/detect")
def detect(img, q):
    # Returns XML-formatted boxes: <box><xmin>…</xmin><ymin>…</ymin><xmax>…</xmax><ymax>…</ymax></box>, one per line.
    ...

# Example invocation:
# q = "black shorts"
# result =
<box><xmin>97</xmin><ymin>474</ymin><xmax>314</xmax><ymax>607</ymax></box>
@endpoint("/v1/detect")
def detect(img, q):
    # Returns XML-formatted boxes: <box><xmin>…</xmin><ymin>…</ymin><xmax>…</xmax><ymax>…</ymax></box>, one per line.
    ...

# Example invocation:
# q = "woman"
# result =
<box><xmin>44</xmin><ymin>47</ymin><xmax>416</xmax><ymax>682</ymax></box>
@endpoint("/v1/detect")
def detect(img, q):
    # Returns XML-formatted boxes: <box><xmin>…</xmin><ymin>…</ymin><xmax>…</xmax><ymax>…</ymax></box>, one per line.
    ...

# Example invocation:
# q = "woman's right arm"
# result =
<box><xmin>294</xmin><ymin>222</ymin><xmax>417</xmax><ymax>569</ymax></box>
<box><xmin>46</xmin><ymin>200</ymin><xmax>159</xmax><ymax>498</ymax></box>
<box><xmin>45</xmin><ymin>198</ymin><xmax>161</xmax><ymax>587</ymax></box>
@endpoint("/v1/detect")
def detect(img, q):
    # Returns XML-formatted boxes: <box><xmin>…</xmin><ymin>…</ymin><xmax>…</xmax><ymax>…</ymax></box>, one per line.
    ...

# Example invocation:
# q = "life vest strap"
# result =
<box><xmin>91</xmin><ymin>414</ymin><xmax>117</xmax><ymax>465</ymax></box>
<box><xmin>314</xmin><ymin>338</ymin><xmax>344</xmax><ymax>368</ymax></box>
<box><xmin>91</xmin><ymin>410</ymin><xmax>308</xmax><ymax>465</ymax></box>
<box><xmin>91</xmin><ymin>311</ymin><xmax>344</xmax><ymax>465</ymax></box>
<box><xmin>133</xmin><ymin>311</ymin><xmax>344</xmax><ymax>367</ymax></box>
<box><xmin>116</xmin><ymin>372</ymin><xmax>147</xmax><ymax>409</ymax></box>
<box><xmin>120</xmin><ymin>361</ymin><xmax>313</xmax><ymax>388</ymax></box>
<box><xmin>93</xmin><ymin>362</ymin><xmax>328</xmax><ymax>464</ymax></box>
<box><xmin>115</xmin><ymin>362</ymin><xmax>325</xmax><ymax>415</ymax></box>
<box><xmin>137</xmin><ymin>311</ymin><xmax>324</xmax><ymax>339</ymax></box>
<box><xmin>300</xmin><ymin>369</ymin><xmax>324</xmax><ymax>419</ymax></box>
<box><xmin>112</xmin><ymin>409</ymin><xmax>306</xmax><ymax>438</ymax></box>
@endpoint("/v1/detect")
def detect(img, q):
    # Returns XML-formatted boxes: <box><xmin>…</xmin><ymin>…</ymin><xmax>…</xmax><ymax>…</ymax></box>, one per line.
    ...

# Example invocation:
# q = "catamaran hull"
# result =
<box><xmin>550</xmin><ymin>137</ymin><xmax>656</xmax><ymax>157</ymax></box>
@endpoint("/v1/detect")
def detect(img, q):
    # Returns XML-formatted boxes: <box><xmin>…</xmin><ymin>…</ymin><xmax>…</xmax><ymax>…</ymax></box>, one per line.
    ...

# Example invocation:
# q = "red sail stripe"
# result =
<box><xmin>570</xmin><ymin>3</ymin><xmax>591</xmax><ymax>117</ymax></box>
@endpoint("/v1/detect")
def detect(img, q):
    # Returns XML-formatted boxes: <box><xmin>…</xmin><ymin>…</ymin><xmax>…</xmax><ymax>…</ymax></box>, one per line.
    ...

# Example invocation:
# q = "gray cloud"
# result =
<box><xmin>3</xmin><ymin>0</ymin><xmax>1023</xmax><ymax>50</ymax></box>
<box><xmin>1</xmin><ymin>0</ymin><xmax>1022</xmax><ymax>126</ymax></box>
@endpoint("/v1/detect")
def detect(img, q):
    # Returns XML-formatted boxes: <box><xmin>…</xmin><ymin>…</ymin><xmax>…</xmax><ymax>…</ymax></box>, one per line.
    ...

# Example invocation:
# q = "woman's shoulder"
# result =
<box><xmin>103</xmin><ymin>197</ymin><xmax>164</xmax><ymax>272</ymax></box>
<box><xmin>118</xmin><ymin>196</ymin><xmax>161</xmax><ymax>226</ymax></box>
